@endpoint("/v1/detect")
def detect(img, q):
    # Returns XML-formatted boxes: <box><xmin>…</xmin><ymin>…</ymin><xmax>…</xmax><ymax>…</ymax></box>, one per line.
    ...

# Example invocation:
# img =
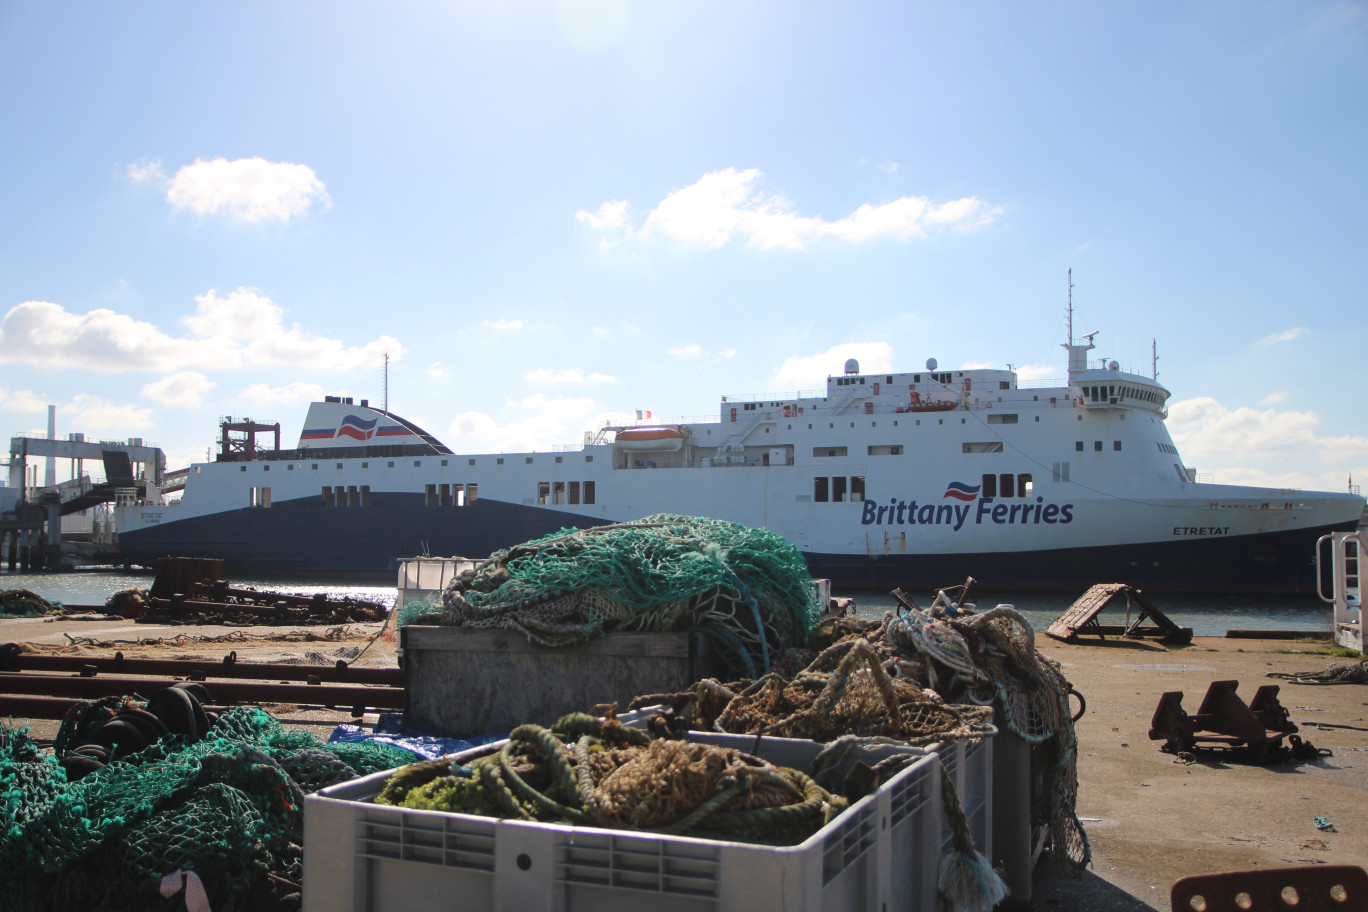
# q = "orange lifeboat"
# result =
<box><xmin>899</xmin><ymin>391</ymin><xmax>958</xmax><ymax>413</ymax></box>
<box><xmin>614</xmin><ymin>426</ymin><xmax>685</xmax><ymax>451</ymax></box>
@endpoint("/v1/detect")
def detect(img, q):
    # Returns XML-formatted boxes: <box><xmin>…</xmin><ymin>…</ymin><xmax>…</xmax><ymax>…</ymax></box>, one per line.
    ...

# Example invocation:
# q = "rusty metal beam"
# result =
<box><xmin>0</xmin><ymin>671</ymin><xmax>404</xmax><ymax>710</ymax></box>
<box><xmin>0</xmin><ymin>694</ymin><xmax>242</xmax><ymax>721</ymax></box>
<box><xmin>0</xmin><ymin>648</ymin><xmax>400</xmax><ymax>686</ymax></box>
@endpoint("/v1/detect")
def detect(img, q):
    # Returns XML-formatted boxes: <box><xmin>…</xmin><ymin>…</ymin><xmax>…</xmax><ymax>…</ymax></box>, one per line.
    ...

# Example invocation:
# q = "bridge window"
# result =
<box><xmin>569</xmin><ymin>481</ymin><xmax>580</xmax><ymax>504</ymax></box>
<box><xmin>321</xmin><ymin>486</ymin><xmax>334</xmax><ymax>507</ymax></box>
<box><xmin>250</xmin><ymin>486</ymin><xmax>271</xmax><ymax>507</ymax></box>
<box><xmin>582</xmin><ymin>481</ymin><xmax>593</xmax><ymax>504</ymax></box>
<box><xmin>850</xmin><ymin>476</ymin><xmax>865</xmax><ymax>501</ymax></box>
<box><xmin>981</xmin><ymin>474</ymin><xmax>997</xmax><ymax>498</ymax></box>
<box><xmin>467</xmin><ymin>483</ymin><xmax>479</xmax><ymax>504</ymax></box>
<box><xmin>537</xmin><ymin>482</ymin><xmax>550</xmax><ymax>504</ymax></box>
<box><xmin>814</xmin><ymin>477</ymin><xmax>829</xmax><ymax>502</ymax></box>
<box><xmin>832</xmin><ymin>476</ymin><xmax>848</xmax><ymax>502</ymax></box>
<box><xmin>553</xmin><ymin>481</ymin><xmax>565</xmax><ymax>504</ymax></box>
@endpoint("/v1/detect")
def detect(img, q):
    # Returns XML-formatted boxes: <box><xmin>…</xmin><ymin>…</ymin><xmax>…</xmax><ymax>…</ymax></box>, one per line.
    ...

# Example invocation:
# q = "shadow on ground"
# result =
<box><xmin>1028</xmin><ymin>868</ymin><xmax>1161</xmax><ymax>912</ymax></box>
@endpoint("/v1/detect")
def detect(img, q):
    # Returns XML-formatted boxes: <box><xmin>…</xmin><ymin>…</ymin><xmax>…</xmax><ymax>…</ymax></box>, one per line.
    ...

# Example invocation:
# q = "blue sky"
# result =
<box><xmin>1</xmin><ymin>1</ymin><xmax>1365</xmax><ymax>494</ymax></box>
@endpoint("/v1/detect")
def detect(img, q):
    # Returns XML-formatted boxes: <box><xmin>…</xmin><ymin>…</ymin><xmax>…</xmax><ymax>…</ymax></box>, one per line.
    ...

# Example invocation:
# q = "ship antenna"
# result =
<box><xmin>1066</xmin><ymin>268</ymin><xmax>1074</xmax><ymax>346</ymax></box>
<box><xmin>383</xmin><ymin>353</ymin><xmax>389</xmax><ymax>414</ymax></box>
<box><xmin>1152</xmin><ymin>338</ymin><xmax>1159</xmax><ymax>381</ymax></box>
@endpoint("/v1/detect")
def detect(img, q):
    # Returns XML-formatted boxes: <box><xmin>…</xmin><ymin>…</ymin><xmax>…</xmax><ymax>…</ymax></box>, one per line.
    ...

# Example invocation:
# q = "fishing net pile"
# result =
<box><xmin>0</xmin><ymin>588</ymin><xmax>61</xmax><ymax>618</ymax></box>
<box><xmin>375</xmin><ymin>712</ymin><xmax>854</xmax><ymax>846</ymax></box>
<box><xmin>0</xmin><ymin>696</ymin><xmax>417</xmax><ymax>912</ymax></box>
<box><xmin>631</xmin><ymin>594</ymin><xmax>1091</xmax><ymax>872</ymax></box>
<box><xmin>410</xmin><ymin>514</ymin><xmax>822</xmax><ymax>676</ymax></box>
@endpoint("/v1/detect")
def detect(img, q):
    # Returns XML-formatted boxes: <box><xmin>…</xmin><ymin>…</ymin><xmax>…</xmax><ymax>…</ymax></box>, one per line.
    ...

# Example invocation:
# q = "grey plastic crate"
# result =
<box><xmin>934</xmin><ymin>737</ymin><xmax>993</xmax><ymax>856</ymax></box>
<box><xmin>303</xmin><ymin>734</ymin><xmax>941</xmax><ymax>912</ymax></box>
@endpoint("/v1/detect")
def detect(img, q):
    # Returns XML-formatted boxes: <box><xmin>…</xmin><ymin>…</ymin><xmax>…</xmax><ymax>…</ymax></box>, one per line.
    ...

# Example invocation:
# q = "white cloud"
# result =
<box><xmin>126</xmin><ymin>158</ymin><xmax>166</xmax><ymax>184</ymax></box>
<box><xmin>1168</xmin><ymin>397</ymin><xmax>1368</xmax><ymax>464</ymax></box>
<box><xmin>1260</xmin><ymin>391</ymin><xmax>1287</xmax><ymax>405</ymax></box>
<box><xmin>183</xmin><ymin>287</ymin><xmax>283</xmax><ymax>340</ymax></box>
<box><xmin>668</xmin><ymin>344</ymin><xmax>702</xmax><ymax>358</ymax></box>
<box><xmin>0</xmin><ymin>300</ymin><xmax>234</xmax><ymax>371</ymax></box>
<box><xmin>773</xmin><ymin>342</ymin><xmax>895</xmax><ymax>389</ymax></box>
<box><xmin>166</xmin><ymin>156</ymin><xmax>330</xmax><ymax>223</ymax></box>
<box><xmin>720</xmin><ymin>348</ymin><xmax>737</xmax><ymax>359</ymax></box>
<box><xmin>1258</xmin><ymin>327</ymin><xmax>1308</xmax><ymax>347</ymax></box>
<box><xmin>585</xmin><ymin>168</ymin><xmax>997</xmax><ymax>250</ymax></box>
<box><xmin>448</xmin><ymin>394</ymin><xmax>600</xmax><ymax>452</ymax></box>
<box><xmin>63</xmin><ymin>395</ymin><xmax>154</xmax><ymax>430</ymax></box>
<box><xmin>426</xmin><ymin>362</ymin><xmax>446</xmax><ymax>379</ymax></box>
<box><xmin>524</xmin><ymin>368</ymin><xmax>616</xmax><ymax>384</ymax></box>
<box><xmin>481</xmin><ymin>318</ymin><xmax>524</xmax><ymax>332</ymax></box>
<box><xmin>0</xmin><ymin>290</ymin><xmax>403</xmax><ymax>373</ymax></box>
<box><xmin>576</xmin><ymin>200</ymin><xmax>631</xmax><ymax>231</ymax></box>
<box><xmin>239</xmin><ymin>381</ymin><xmax>326</xmax><ymax>405</ymax></box>
<box><xmin>0</xmin><ymin>387</ymin><xmax>50</xmax><ymax>412</ymax></box>
<box><xmin>142</xmin><ymin>371</ymin><xmax>216</xmax><ymax>408</ymax></box>
<box><xmin>1012</xmin><ymin>363</ymin><xmax>1058</xmax><ymax>383</ymax></box>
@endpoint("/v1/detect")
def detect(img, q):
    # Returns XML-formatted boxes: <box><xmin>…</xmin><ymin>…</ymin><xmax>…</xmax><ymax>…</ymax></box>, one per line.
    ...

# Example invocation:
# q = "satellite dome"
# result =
<box><xmin>925</xmin><ymin>357</ymin><xmax>938</xmax><ymax>372</ymax></box>
<box><xmin>844</xmin><ymin>358</ymin><xmax>860</xmax><ymax>375</ymax></box>
<box><xmin>1108</xmin><ymin>360</ymin><xmax>1120</xmax><ymax>371</ymax></box>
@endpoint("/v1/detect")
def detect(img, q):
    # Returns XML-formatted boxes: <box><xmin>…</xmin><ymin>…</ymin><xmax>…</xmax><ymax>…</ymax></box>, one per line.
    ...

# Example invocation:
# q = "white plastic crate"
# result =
<box><xmin>303</xmin><ymin>734</ymin><xmax>941</xmax><ymax>912</ymax></box>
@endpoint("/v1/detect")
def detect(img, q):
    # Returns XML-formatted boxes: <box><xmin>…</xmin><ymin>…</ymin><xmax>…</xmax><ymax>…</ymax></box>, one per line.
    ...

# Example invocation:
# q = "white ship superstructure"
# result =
<box><xmin>115</xmin><ymin>333</ymin><xmax>1365</xmax><ymax>594</ymax></box>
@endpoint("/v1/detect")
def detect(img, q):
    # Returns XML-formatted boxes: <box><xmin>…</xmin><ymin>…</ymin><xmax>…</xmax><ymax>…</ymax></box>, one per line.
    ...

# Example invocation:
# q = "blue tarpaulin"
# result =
<box><xmin>327</xmin><ymin>712</ymin><xmax>504</xmax><ymax>760</ymax></box>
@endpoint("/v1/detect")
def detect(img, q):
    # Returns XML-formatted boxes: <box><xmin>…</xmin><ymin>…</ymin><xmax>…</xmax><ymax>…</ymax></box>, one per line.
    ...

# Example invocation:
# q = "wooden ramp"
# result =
<box><xmin>1045</xmin><ymin>583</ymin><xmax>1192</xmax><ymax>644</ymax></box>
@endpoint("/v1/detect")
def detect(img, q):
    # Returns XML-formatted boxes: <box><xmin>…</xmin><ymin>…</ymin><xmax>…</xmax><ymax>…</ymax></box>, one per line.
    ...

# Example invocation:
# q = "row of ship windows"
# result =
<box><xmin>1077</xmin><ymin>441</ymin><xmax>1123</xmax><ymax>452</ymax></box>
<box><xmin>239</xmin><ymin>454</ymin><xmax>596</xmax><ymax>472</ymax></box>
<box><xmin>1084</xmin><ymin>384</ymin><xmax>1162</xmax><ymax>406</ymax></box>
<box><xmin>809</xmin><ymin>472</ymin><xmax>1038</xmax><ymax>503</ymax></box>
<box><xmin>248</xmin><ymin>484</ymin><xmax>490</xmax><ymax>508</ymax></box>
<box><xmin>535</xmin><ymin>480</ymin><xmax>597</xmax><ymax>506</ymax></box>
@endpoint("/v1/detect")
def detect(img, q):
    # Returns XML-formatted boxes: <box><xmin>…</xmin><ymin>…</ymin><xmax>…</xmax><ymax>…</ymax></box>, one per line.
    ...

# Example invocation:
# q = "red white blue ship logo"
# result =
<box><xmin>301</xmin><ymin>415</ymin><xmax>410</xmax><ymax>442</ymax></box>
<box><xmin>942</xmin><ymin>481</ymin><xmax>981</xmax><ymax>501</ymax></box>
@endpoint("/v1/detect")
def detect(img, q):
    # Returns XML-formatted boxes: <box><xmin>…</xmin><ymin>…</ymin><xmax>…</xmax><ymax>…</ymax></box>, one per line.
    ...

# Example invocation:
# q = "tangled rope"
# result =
<box><xmin>1269</xmin><ymin>658</ymin><xmax>1368</xmax><ymax>685</ymax></box>
<box><xmin>376</xmin><ymin>713</ymin><xmax>847</xmax><ymax>845</ymax></box>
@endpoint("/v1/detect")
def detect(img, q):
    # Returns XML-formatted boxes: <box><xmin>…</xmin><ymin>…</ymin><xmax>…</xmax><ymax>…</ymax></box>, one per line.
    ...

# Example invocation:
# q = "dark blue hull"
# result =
<box><xmin>118</xmin><ymin>494</ymin><xmax>614</xmax><ymax>579</ymax></box>
<box><xmin>117</xmin><ymin>493</ymin><xmax>1357</xmax><ymax>595</ymax></box>
<box><xmin>805</xmin><ymin>518</ymin><xmax>1358</xmax><ymax>596</ymax></box>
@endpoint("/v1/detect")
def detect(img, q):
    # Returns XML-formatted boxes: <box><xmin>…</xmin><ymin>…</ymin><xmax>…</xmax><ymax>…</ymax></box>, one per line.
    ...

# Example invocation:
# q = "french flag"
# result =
<box><xmin>942</xmin><ymin>481</ymin><xmax>981</xmax><ymax>501</ymax></box>
<box><xmin>636</xmin><ymin>409</ymin><xmax>652</xmax><ymax>420</ymax></box>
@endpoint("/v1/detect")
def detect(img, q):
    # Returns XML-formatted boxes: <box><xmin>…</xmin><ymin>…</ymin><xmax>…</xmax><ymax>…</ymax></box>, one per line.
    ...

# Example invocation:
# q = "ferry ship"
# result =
<box><xmin>114</xmin><ymin>330</ymin><xmax>1365</xmax><ymax>595</ymax></box>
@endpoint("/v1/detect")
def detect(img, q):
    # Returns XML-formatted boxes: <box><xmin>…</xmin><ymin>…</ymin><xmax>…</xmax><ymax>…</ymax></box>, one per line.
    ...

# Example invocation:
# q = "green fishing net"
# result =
<box><xmin>424</xmin><ymin>514</ymin><xmax>822</xmax><ymax>676</ymax></box>
<box><xmin>0</xmin><ymin>705</ymin><xmax>418</xmax><ymax>912</ymax></box>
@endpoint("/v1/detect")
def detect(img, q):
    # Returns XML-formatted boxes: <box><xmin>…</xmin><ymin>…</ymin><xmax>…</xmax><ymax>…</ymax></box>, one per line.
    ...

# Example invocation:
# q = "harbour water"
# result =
<box><xmin>0</xmin><ymin>567</ymin><xmax>1338</xmax><ymax>637</ymax></box>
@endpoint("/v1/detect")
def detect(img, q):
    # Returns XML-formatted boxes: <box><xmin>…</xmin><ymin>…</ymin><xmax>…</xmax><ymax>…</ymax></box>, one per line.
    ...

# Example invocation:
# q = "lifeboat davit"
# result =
<box><xmin>614</xmin><ymin>426</ymin><xmax>685</xmax><ymax>451</ymax></box>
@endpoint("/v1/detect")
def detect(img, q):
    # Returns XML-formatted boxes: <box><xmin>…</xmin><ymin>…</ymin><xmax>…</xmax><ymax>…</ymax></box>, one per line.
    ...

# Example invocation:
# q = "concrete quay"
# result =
<box><xmin>0</xmin><ymin>614</ymin><xmax>1364</xmax><ymax>910</ymax></box>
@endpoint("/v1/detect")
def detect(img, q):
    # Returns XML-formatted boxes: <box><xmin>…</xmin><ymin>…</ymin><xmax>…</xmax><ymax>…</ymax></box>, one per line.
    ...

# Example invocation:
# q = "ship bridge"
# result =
<box><xmin>1072</xmin><ymin>368</ymin><xmax>1169</xmax><ymax>414</ymax></box>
